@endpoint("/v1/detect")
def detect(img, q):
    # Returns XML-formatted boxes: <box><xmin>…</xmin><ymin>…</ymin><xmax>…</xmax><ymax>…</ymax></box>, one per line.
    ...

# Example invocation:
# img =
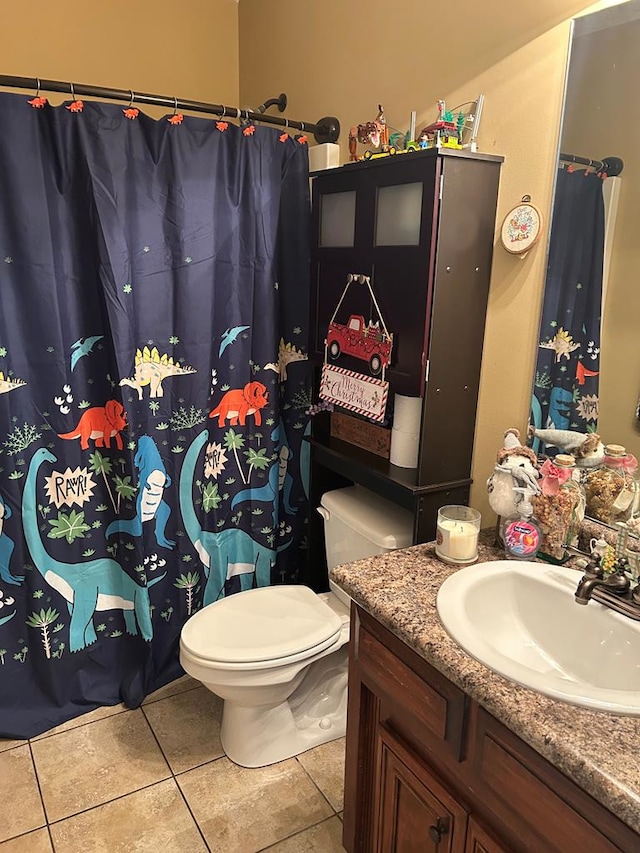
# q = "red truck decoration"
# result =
<box><xmin>325</xmin><ymin>274</ymin><xmax>393</xmax><ymax>377</ymax></box>
<box><xmin>326</xmin><ymin>314</ymin><xmax>392</xmax><ymax>375</ymax></box>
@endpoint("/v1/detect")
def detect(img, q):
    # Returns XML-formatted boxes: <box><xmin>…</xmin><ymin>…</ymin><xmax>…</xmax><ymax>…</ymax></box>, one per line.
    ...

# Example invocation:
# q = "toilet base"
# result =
<box><xmin>219</xmin><ymin>646</ymin><xmax>348</xmax><ymax>767</ymax></box>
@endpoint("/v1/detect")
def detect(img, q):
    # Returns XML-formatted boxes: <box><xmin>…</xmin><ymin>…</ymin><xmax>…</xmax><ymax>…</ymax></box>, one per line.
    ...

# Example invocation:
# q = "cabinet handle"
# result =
<box><xmin>428</xmin><ymin>816</ymin><xmax>450</xmax><ymax>844</ymax></box>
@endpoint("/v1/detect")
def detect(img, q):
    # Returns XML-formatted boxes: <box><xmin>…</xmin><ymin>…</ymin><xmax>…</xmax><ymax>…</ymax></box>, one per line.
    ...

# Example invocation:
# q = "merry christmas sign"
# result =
<box><xmin>320</xmin><ymin>364</ymin><xmax>388</xmax><ymax>423</ymax></box>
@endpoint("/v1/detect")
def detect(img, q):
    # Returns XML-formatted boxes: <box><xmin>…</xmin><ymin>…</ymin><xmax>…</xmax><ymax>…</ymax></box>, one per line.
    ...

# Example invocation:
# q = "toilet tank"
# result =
<box><xmin>319</xmin><ymin>485</ymin><xmax>414</xmax><ymax>571</ymax></box>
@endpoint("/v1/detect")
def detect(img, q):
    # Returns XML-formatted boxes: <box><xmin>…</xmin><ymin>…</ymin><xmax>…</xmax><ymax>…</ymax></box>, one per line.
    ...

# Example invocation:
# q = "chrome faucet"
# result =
<box><xmin>574</xmin><ymin>558</ymin><xmax>640</xmax><ymax>621</ymax></box>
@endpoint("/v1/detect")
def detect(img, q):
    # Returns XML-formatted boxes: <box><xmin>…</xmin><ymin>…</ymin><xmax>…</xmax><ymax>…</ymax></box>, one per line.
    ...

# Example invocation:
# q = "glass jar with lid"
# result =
<box><xmin>532</xmin><ymin>454</ymin><xmax>586</xmax><ymax>562</ymax></box>
<box><xmin>584</xmin><ymin>444</ymin><xmax>639</xmax><ymax>525</ymax></box>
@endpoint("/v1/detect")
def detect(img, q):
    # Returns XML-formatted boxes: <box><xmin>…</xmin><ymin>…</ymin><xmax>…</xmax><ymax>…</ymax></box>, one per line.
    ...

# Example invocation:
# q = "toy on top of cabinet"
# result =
<box><xmin>417</xmin><ymin>100</ymin><xmax>464</xmax><ymax>150</ymax></box>
<box><xmin>348</xmin><ymin>105</ymin><xmax>391</xmax><ymax>162</ymax></box>
<box><xmin>418</xmin><ymin>95</ymin><xmax>485</xmax><ymax>152</ymax></box>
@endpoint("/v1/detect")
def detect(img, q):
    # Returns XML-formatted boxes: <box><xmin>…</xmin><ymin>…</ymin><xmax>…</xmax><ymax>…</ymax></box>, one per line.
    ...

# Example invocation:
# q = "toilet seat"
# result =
<box><xmin>180</xmin><ymin>585</ymin><xmax>343</xmax><ymax>669</ymax></box>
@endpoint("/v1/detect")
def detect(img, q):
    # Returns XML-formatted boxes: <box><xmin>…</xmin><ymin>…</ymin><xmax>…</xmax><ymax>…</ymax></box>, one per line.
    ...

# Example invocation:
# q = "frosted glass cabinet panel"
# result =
<box><xmin>375</xmin><ymin>182</ymin><xmax>423</xmax><ymax>246</ymax></box>
<box><xmin>320</xmin><ymin>191</ymin><xmax>356</xmax><ymax>247</ymax></box>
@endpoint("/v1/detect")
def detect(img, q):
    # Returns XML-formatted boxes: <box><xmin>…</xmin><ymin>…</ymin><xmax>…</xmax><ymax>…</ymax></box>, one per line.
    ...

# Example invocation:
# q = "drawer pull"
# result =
<box><xmin>428</xmin><ymin>816</ymin><xmax>450</xmax><ymax>844</ymax></box>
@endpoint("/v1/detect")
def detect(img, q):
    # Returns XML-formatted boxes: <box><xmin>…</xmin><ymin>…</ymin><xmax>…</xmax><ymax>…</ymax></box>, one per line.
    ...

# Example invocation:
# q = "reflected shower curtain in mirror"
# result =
<box><xmin>530</xmin><ymin>168</ymin><xmax>605</xmax><ymax>455</ymax></box>
<box><xmin>0</xmin><ymin>92</ymin><xmax>311</xmax><ymax>738</ymax></box>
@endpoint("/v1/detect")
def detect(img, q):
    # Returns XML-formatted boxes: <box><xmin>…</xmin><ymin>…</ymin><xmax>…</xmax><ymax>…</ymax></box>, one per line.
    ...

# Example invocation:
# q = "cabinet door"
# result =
<box><xmin>310</xmin><ymin>155</ymin><xmax>440</xmax><ymax>395</ymax></box>
<box><xmin>464</xmin><ymin>817</ymin><xmax>509</xmax><ymax>853</ymax></box>
<box><xmin>376</xmin><ymin>724</ymin><xmax>467</xmax><ymax>853</ymax></box>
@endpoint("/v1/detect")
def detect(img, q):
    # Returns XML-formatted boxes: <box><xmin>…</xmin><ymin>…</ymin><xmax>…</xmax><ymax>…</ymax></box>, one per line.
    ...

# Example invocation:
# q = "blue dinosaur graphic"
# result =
<box><xmin>0</xmin><ymin>610</ymin><xmax>16</xmax><ymax>628</ymax></box>
<box><xmin>180</xmin><ymin>430</ymin><xmax>276</xmax><ymax>605</ymax></box>
<box><xmin>24</xmin><ymin>448</ymin><xmax>165</xmax><ymax>652</ymax></box>
<box><xmin>70</xmin><ymin>335</ymin><xmax>103</xmax><ymax>371</ymax></box>
<box><xmin>105</xmin><ymin>435</ymin><xmax>175</xmax><ymax>549</ymax></box>
<box><xmin>219</xmin><ymin>325</ymin><xmax>250</xmax><ymax>357</ymax></box>
<box><xmin>0</xmin><ymin>494</ymin><xmax>23</xmax><ymax>586</ymax></box>
<box><xmin>548</xmin><ymin>387</ymin><xmax>574</xmax><ymax>431</ymax></box>
<box><xmin>300</xmin><ymin>421</ymin><xmax>311</xmax><ymax>499</ymax></box>
<box><xmin>529</xmin><ymin>393</ymin><xmax>544</xmax><ymax>456</ymax></box>
<box><xmin>230</xmin><ymin>423</ymin><xmax>297</xmax><ymax>527</ymax></box>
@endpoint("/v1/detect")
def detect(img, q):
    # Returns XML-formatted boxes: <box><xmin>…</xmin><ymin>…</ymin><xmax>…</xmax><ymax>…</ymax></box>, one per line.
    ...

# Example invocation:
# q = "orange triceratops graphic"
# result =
<box><xmin>208</xmin><ymin>382</ymin><xmax>268</xmax><ymax>427</ymax></box>
<box><xmin>58</xmin><ymin>400</ymin><xmax>127</xmax><ymax>451</ymax></box>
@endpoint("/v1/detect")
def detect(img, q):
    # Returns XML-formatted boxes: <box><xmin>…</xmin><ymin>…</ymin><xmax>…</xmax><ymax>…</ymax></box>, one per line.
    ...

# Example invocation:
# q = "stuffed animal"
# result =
<box><xmin>487</xmin><ymin>428</ymin><xmax>541</xmax><ymax>519</ymax></box>
<box><xmin>527</xmin><ymin>427</ymin><xmax>604</xmax><ymax>468</ymax></box>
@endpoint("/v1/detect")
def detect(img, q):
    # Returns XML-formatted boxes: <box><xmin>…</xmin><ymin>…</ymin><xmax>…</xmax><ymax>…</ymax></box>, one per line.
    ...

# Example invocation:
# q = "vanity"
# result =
<box><xmin>331</xmin><ymin>534</ymin><xmax>640</xmax><ymax>852</ymax></box>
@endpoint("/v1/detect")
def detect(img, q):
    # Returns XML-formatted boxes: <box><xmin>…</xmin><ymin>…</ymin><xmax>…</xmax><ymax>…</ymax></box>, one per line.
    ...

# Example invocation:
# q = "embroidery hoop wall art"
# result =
<box><xmin>500</xmin><ymin>195</ymin><xmax>543</xmax><ymax>258</ymax></box>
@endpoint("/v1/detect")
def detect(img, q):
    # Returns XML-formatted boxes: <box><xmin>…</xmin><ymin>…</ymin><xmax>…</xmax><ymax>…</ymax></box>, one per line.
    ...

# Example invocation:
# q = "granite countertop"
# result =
<box><xmin>330</xmin><ymin>530</ymin><xmax>640</xmax><ymax>834</ymax></box>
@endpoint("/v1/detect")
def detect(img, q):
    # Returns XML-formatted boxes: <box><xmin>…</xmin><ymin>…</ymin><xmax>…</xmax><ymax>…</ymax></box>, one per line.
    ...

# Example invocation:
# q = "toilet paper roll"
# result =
<box><xmin>393</xmin><ymin>395</ymin><xmax>422</xmax><ymax>434</ymax></box>
<box><xmin>390</xmin><ymin>427</ymin><xmax>419</xmax><ymax>468</ymax></box>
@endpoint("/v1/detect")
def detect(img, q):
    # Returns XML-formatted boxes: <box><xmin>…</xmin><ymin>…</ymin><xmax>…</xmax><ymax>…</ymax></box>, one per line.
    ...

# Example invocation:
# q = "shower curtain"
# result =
<box><xmin>0</xmin><ymin>91</ymin><xmax>311</xmax><ymax>738</ymax></box>
<box><xmin>530</xmin><ymin>167</ymin><xmax>605</xmax><ymax>455</ymax></box>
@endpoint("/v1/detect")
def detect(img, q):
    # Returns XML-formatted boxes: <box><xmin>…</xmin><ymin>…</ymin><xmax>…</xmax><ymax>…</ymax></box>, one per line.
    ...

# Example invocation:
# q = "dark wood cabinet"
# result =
<box><xmin>376</xmin><ymin>723</ymin><xmax>467</xmax><ymax>853</ymax></box>
<box><xmin>305</xmin><ymin>150</ymin><xmax>503</xmax><ymax>591</ymax></box>
<box><xmin>344</xmin><ymin>605</ymin><xmax>639</xmax><ymax>853</ymax></box>
<box><xmin>464</xmin><ymin>818</ymin><xmax>510</xmax><ymax>853</ymax></box>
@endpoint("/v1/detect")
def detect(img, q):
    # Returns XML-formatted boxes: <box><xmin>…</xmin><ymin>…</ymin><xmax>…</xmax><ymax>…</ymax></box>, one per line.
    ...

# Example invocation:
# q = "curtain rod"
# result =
<box><xmin>0</xmin><ymin>75</ymin><xmax>341</xmax><ymax>144</ymax></box>
<box><xmin>559</xmin><ymin>150</ymin><xmax>624</xmax><ymax>176</ymax></box>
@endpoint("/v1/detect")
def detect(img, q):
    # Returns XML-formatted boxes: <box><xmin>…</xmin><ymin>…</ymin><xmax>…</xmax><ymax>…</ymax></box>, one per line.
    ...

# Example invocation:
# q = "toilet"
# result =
<box><xmin>179</xmin><ymin>485</ymin><xmax>413</xmax><ymax>767</ymax></box>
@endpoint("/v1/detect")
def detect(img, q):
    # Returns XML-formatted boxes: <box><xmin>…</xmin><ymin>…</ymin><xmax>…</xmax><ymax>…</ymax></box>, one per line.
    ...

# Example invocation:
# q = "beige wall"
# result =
<box><xmin>239</xmin><ymin>0</ymin><xmax>608</xmax><ymax>521</ymax></box>
<box><xmin>0</xmin><ymin>0</ymin><xmax>239</xmax><ymax>114</ymax></box>
<box><xmin>561</xmin><ymin>20</ymin><xmax>640</xmax><ymax>457</ymax></box>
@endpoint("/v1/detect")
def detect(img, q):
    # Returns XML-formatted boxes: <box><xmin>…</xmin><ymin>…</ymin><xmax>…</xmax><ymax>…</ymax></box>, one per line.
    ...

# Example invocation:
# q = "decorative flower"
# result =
<box><xmin>167</xmin><ymin>113</ymin><xmax>184</xmax><ymax>125</ymax></box>
<box><xmin>539</xmin><ymin>458</ymin><xmax>571</xmax><ymax>496</ymax></box>
<box><xmin>242</xmin><ymin>125</ymin><xmax>255</xmax><ymax>136</ymax></box>
<box><xmin>66</xmin><ymin>100</ymin><xmax>84</xmax><ymax>113</ymax></box>
<box><xmin>28</xmin><ymin>96</ymin><xmax>48</xmax><ymax>109</ymax></box>
<box><xmin>279</xmin><ymin>132</ymin><xmax>288</xmax><ymax>143</ymax></box>
<box><xmin>297</xmin><ymin>135</ymin><xmax>308</xmax><ymax>145</ymax></box>
<box><xmin>605</xmin><ymin>451</ymin><xmax>638</xmax><ymax>474</ymax></box>
<box><xmin>123</xmin><ymin>107</ymin><xmax>140</xmax><ymax>120</ymax></box>
<box><xmin>216</xmin><ymin>121</ymin><xmax>229</xmax><ymax>132</ymax></box>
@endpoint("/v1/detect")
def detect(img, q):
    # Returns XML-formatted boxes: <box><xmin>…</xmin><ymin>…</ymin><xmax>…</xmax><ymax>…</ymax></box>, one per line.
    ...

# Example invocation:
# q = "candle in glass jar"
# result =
<box><xmin>436</xmin><ymin>514</ymin><xmax>480</xmax><ymax>563</ymax></box>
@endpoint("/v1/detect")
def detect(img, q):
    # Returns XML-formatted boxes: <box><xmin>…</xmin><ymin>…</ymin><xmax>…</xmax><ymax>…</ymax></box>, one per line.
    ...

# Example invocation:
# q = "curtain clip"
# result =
<box><xmin>28</xmin><ymin>77</ymin><xmax>48</xmax><ymax>109</ymax></box>
<box><xmin>168</xmin><ymin>96</ymin><xmax>184</xmax><ymax>125</ymax></box>
<box><xmin>67</xmin><ymin>82</ymin><xmax>84</xmax><ymax>113</ymax></box>
<box><xmin>123</xmin><ymin>90</ymin><xmax>139</xmax><ymax>120</ymax></box>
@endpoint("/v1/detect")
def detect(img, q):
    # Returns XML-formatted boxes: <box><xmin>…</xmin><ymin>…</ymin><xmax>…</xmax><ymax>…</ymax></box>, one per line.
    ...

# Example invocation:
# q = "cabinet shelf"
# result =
<box><xmin>308</xmin><ymin>435</ymin><xmax>472</xmax><ymax>512</ymax></box>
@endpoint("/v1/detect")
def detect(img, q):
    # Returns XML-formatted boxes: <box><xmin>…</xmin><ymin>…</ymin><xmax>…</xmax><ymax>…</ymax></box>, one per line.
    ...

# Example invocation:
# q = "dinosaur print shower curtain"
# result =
<box><xmin>0</xmin><ymin>91</ymin><xmax>312</xmax><ymax>738</ymax></box>
<box><xmin>530</xmin><ymin>168</ymin><xmax>605</xmax><ymax>455</ymax></box>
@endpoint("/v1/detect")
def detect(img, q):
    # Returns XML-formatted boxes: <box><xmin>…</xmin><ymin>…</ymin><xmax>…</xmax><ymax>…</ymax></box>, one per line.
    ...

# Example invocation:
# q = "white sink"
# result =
<box><xmin>436</xmin><ymin>560</ymin><xmax>640</xmax><ymax>715</ymax></box>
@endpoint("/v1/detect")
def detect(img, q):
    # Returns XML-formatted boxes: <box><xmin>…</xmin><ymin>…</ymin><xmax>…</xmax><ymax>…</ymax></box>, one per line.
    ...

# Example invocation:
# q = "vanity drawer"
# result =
<box><xmin>355</xmin><ymin>607</ymin><xmax>467</xmax><ymax>762</ymax></box>
<box><xmin>467</xmin><ymin>705</ymin><xmax>634</xmax><ymax>853</ymax></box>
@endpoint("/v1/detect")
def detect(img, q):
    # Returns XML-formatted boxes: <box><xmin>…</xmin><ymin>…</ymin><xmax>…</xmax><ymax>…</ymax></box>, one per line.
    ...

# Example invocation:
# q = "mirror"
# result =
<box><xmin>530</xmin><ymin>0</ymin><xmax>640</xmax><ymax>528</ymax></box>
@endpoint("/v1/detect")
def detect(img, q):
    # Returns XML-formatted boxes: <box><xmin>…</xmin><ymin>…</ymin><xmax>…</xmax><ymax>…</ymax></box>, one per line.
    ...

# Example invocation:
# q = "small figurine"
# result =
<box><xmin>348</xmin><ymin>105</ymin><xmax>390</xmax><ymax>162</ymax></box>
<box><xmin>417</xmin><ymin>100</ymin><xmax>464</xmax><ymax>150</ymax></box>
<box><xmin>487</xmin><ymin>428</ymin><xmax>541</xmax><ymax>519</ymax></box>
<box><xmin>527</xmin><ymin>426</ymin><xmax>604</xmax><ymax>467</ymax></box>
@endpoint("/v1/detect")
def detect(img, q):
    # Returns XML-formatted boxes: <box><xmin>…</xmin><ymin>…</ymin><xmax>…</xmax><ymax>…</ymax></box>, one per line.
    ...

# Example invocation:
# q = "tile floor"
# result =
<box><xmin>0</xmin><ymin>676</ymin><xmax>346</xmax><ymax>852</ymax></box>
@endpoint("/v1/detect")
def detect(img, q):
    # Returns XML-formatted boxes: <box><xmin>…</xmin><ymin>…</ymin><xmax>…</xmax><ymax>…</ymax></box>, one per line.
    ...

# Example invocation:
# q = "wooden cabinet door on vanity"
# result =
<box><xmin>464</xmin><ymin>818</ymin><xmax>510</xmax><ymax>853</ymax></box>
<box><xmin>376</xmin><ymin>724</ymin><xmax>467</xmax><ymax>852</ymax></box>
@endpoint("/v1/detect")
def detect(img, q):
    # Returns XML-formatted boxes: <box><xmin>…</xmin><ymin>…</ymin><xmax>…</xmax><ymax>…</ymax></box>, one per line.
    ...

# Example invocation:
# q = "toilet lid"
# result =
<box><xmin>180</xmin><ymin>585</ymin><xmax>343</xmax><ymax>664</ymax></box>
